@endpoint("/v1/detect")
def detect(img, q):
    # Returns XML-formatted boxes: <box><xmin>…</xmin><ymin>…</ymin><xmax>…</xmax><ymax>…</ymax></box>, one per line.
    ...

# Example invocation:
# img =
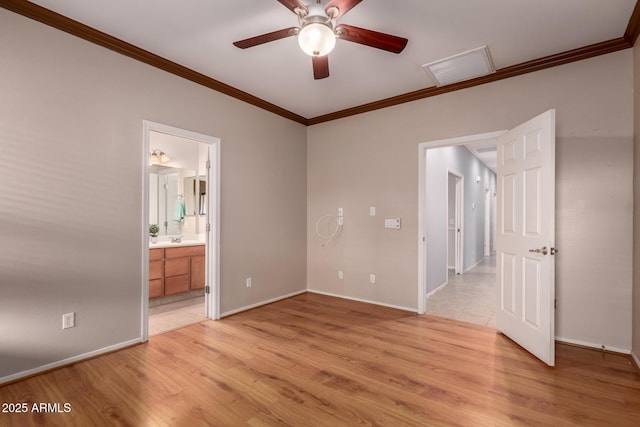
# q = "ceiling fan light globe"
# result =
<box><xmin>298</xmin><ymin>23</ymin><xmax>335</xmax><ymax>57</ymax></box>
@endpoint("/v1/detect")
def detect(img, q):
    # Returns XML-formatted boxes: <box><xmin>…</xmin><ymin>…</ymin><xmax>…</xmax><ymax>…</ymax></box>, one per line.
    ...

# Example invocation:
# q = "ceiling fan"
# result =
<box><xmin>233</xmin><ymin>0</ymin><xmax>408</xmax><ymax>79</ymax></box>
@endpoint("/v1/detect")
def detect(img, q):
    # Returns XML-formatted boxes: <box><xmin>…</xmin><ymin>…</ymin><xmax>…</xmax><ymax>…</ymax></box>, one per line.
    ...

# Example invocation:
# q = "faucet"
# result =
<box><xmin>171</xmin><ymin>235</ymin><xmax>183</xmax><ymax>243</ymax></box>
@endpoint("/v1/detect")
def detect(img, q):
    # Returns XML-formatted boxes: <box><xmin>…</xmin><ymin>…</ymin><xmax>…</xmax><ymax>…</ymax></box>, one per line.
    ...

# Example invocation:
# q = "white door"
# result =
<box><xmin>496</xmin><ymin>109</ymin><xmax>556</xmax><ymax>366</ymax></box>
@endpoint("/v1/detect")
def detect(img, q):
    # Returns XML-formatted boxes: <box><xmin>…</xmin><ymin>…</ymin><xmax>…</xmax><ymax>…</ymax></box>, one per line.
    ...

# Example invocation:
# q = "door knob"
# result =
<box><xmin>529</xmin><ymin>246</ymin><xmax>548</xmax><ymax>255</ymax></box>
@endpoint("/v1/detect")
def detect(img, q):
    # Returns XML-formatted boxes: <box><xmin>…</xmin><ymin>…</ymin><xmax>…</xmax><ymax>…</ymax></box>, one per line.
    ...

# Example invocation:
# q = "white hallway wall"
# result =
<box><xmin>307</xmin><ymin>50</ymin><xmax>634</xmax><ymax>351</ymax></box>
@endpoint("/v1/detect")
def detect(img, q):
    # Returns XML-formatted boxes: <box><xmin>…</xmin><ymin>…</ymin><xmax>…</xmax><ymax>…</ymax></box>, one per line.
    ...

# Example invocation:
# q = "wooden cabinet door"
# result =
<box><xmin>190</xmin><ymin>255</ymin><xmax>205</xmax><ymax>289</ymax></box>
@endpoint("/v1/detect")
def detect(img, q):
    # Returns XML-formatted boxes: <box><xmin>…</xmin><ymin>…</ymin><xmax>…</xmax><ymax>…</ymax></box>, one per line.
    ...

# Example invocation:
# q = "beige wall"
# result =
<box><xmin>307</xmin><ymin>50</ymin><xmax>634</xmax><ymax>350</ymax></box>
<box><xmin>633</xmin><ymin>39</ymin><xmax>640</xmax><ymax>363</ymax></box>
<box><xmin>0</xmin><ymin>10</ymin><xmax>307</xmax><ymax>381</ymax></box>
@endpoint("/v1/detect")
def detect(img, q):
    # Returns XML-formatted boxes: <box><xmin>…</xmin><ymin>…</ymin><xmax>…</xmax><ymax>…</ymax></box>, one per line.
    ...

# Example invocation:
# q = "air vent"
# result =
<box><xmin>422</xmin><ymin>46</ymin><xmax>495</xmax><ymax>87</ymax></box>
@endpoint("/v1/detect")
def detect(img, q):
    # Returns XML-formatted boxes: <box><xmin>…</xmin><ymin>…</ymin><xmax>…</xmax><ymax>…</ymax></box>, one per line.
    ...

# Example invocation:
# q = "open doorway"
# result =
<box><xmin>142</xmin><ymin>121</ymin><xmax>220</xmax><ymax>340</ymax></box>
<box><xmin>419</xmin><ymin>111</ymin><xmax>557</xmax><ymax>366</ymax></box>
<box><xmin>417</xmin><ymin>131</ymin><xmax>503</xmax><ymax>324</ymax></box>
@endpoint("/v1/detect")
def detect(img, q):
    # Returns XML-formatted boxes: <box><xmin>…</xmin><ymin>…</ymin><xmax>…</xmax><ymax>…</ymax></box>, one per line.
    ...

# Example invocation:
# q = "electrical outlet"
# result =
<box><xmin>369</xmin><ymin>274</ymin><xmax>376</xmax><ymax>284</ymax></box>
<box><xmin>246</xmin><ymin>277</ymin><xmax>252</xmax><ymax>288</ymax></box>
<box><xmin>369</xmin><ymin>207</ymin><xmax>376</xmax><ymax>216</ymax></box>
<box><xmin>338</xmin><ymin>270</ymin><xmax>344</xmax><ymax>280</ymax></box>
<box><xmin>62</xmin><ymin>312</ymin><xmax>75</xmax><ymax>329</ymax></box>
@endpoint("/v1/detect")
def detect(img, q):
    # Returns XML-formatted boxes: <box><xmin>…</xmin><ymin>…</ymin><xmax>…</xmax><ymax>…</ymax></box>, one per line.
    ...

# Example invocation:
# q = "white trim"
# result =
<box><xmin>0</xmin><ymin>338</ymin><xmax>143</xmax><ymax>385</ymax></box>
<box><xmin>220</xmin><ymin>290</ymin><xmax>307</xmax><ymax>318</ymax></box>
<box><xmin>418</xmin><ymin>131</ymin><xmax>506</xmax><ymax>315</ymax></box>
<box><xmin>426</xmin><ymin>280</ymin><xmax>448</xmax><ymax>298</ymax></box>
<box><xmin>142</xmin><ymin>121</ymin><xmax>222</xmax><ymax>338</ymax></box>
<box><xmin>307</xmin><ymin>289</ymin><xmax>418</xmax><ymax>313</ymax></box>
<box><xmin>448</xmin><ymin>169</ymin><xmax>464</xmax><ymax>275</ymax></box>
<box><xmin>484</xmin><ymin>188</ymin><xmax>491</xmax><ymax>257</ymax></box>
<box><xmin>211</xmin><ymin>142</ymin><xmax>222</xmax><ymax>320</ymax></box>
<box><xmin>555</xmin><ymin>336</ymin><xmax>631</xmax><ymax>355</ymax></box>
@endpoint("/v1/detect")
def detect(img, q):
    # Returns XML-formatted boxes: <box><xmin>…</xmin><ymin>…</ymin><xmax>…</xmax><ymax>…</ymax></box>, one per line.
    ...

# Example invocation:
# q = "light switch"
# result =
<box><xmin>384</xmin><ymin>218</ymin><xmax>401</xmax><ymax>230</ymax></box>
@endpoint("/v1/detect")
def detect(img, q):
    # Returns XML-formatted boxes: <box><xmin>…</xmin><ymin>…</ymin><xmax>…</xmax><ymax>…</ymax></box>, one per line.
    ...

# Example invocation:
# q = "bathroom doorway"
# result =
<box><xmin>142</xmin><ymin>121</ymin><xmax>220</xmax><ymax>339</ymax></box>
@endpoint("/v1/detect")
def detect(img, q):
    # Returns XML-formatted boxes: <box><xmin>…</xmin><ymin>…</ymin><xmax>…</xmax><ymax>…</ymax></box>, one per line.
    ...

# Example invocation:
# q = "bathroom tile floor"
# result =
<box><xmin>425</xmin><ymin>255</ymin><xmax>497</xmax><ymax>328</ymax></box>
<box><xmin>149</xmin><ymin>296</ymin><xmax>207</xmax><ymax>336</ymax></box>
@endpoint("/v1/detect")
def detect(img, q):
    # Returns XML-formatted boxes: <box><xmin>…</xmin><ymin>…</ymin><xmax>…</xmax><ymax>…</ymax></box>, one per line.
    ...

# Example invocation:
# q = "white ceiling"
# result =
<box><xmin>27</xmin><ymin>0</ymin><xmax>637</xmax><ymax>119</ymax></box>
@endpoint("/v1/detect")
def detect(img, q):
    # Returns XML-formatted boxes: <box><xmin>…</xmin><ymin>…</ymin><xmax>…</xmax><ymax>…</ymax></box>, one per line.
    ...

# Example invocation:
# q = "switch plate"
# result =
<box><xmin>62</xmin><ymin>312</ymin><xmax>75</xmax><ymax>329</ymax></box>
<box><xmin>384</xmin><ymin>218</ymin><xmax>401</xmax><ymax>230</ymax></box>
<box><xmin>246</xmin><ymin>277</ymin><xmax>252</xmax><ymax>288</ymax></box>
<box><xmin>369</xmin><ymin>274</ymin><xmax>376</xmax><ymax>284</ymax></box>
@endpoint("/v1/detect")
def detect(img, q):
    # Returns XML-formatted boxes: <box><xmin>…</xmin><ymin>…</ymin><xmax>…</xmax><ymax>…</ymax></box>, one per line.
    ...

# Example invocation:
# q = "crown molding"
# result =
<box><xmin>307</xmin><ymin>37</ymin><xmax>632</xmax><ymax>125</ymax></box>
<box><xmin>625</xmin><ymin>0</ymin><xmax>640</xmax><ymax>44</ymax></box>
<box><xmin>2</xmin><ymin>0</ymin><xmax>638</xmax><ymax>127</ymax></box>
<box><xmin>0</xmin><ymin>0</ymin><xmax>308</xmax><ymax>125</ymax></box>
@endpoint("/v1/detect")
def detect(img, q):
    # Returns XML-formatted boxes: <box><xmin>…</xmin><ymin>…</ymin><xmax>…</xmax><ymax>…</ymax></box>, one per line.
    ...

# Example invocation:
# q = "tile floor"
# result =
<box><xmin>425</xmin><ymin>255</ymin><xmax>496</xmax><ymax>327</ymax></box>
<box><xmin>148</xmin><ymin>297</ymin><xmax>207</xmax><ymax>336</ymax></box>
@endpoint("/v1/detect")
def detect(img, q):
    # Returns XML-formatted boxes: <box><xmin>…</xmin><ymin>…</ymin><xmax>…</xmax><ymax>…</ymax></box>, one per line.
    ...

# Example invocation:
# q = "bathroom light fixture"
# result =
<box><xmin>149</xmin><ymin>149</ymin><xmax>170</xmax><ymax>165</ymax></box>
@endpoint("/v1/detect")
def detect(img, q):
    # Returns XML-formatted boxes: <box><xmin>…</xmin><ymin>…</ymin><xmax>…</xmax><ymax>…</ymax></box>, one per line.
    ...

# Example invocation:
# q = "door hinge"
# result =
<box><xmin>206</xmin><ymin>223</ymin><xmax>211</xmax><ymax>232</ymax></box>
<box><xmin>205</xmin><ymin>286</ymin><xmax>210</xmax><ymax>294</ymax></box>
<box><xmin>554</xmin><ymin>299</ymin><xmax>557</xmax><ymax>309</ymax></box>
<box><xmin>206</xmin><ymin>160</ymin><xmax>211</xmax><ymax>169</ymax></box>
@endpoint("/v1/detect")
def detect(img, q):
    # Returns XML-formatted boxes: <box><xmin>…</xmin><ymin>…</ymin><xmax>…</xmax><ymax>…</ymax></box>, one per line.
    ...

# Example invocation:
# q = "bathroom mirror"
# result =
<box><xmin>184</xmin><ymin>176</ymin><xmax>207</xmax><ymax>216</ymax></box>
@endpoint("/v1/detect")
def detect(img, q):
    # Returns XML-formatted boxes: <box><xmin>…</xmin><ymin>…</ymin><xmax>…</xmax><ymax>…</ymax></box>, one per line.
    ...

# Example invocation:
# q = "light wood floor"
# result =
<box><xmin>1</xmin><ymin>293</ymin><xmax>639</xmax><ymax>426</ymax></box>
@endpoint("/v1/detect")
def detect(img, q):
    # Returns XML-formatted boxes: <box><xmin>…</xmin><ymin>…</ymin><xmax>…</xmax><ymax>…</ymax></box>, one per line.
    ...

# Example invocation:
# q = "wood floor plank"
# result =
<box><xmin>1</xmin><ymin>292</ymin><xmax>639</xmax><ymax>426</ymax></box>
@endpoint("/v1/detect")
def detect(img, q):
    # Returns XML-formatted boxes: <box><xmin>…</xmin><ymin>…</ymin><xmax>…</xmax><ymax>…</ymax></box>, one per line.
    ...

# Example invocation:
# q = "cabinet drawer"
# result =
<box><xmin>165</xmin><ymin>275</ymin><xmax>190</xmax><ymax>295</ymax></box>
<box><xmin>165</xmin><ymin>245</ymin><xmax>205</xmax><ymax>259</ymax></box>
<box><xmin>149</xmin><ymin>279</ymin><xmax>163</xmax><ymax>298</ymax></box>
<box><xmin>149</xmin><ymin>260</ymin><xmax>163</xmax><ymax>280</ymax></box>
<box><xmin>149</xmin><ymin>248</ymin><xmax>164</xmax><ymax>261</ymax></box>
<box><xmin>165</xmin><ymin>257</ymin><xmax>190</xmax><ymax>277</ymax></box>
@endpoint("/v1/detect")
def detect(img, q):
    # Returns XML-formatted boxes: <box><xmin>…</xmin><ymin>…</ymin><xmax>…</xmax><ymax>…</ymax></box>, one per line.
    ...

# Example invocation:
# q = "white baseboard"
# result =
<box><xmin>463</xmin><ymin>258</ymin><xmax>484</xmax><ymax>273</ymax></box>
<box><xmin>0</xmin><ymin>337</ymin><xmax>143</xmax><ymax>385</ymax></box>
<box><xmin>555</xmin><ymin>336</ymin><xmax>630</xmax><ymax>355</ymax></box>
<box><xmin>307</xmin><ymin>289</ymin><xmax>417</xmax><ymax>313</ymax></box>
<box><xmin>220</xmin><ymin>289</ymin><xmax>307</xmax><ymax>318</ymax></box>
<box><xmin>426</xmin><ymin>280</ymin><xmax>448</xmax><ymax>298</ymax></box>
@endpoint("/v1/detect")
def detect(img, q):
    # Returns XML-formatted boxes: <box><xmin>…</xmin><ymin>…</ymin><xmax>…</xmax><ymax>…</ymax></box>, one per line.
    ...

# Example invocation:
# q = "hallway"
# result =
<box><xmin>425</xmin><ymin>255</ymin><xmax>496</xmax><ymax>327</ymax></box>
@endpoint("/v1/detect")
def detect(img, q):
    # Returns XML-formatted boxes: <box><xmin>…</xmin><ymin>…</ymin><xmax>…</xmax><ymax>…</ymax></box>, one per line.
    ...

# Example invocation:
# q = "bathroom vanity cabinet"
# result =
<box><xmin>148</xmin><ymin>244</ymin><xmax>205</xmax><ymax>298</ymax></box>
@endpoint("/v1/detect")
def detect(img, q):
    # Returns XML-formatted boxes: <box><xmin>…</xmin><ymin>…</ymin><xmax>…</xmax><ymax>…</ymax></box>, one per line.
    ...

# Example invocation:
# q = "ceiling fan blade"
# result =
<box><xmin>233</xmin><ymin>27</ymin><xmax>298</xmax><ymax>49</ymax></box>
<box><xmin>336</xmin><ymin>24</ymin><xmax>408</xmax><ymax>53</ymax></box>
<box><xmin>276</xmin><ymin>0</ymin><xmax>308</xmax><ymax>14</ymax></box>
<box><xmin>312</xmin><ymin>55</ymin><xmax>330</xmax><ymax>80</ymax></box>
<box><xmin>325</xmin><ymin>0</ymin><xmax>363</xmax><ymax>19</ymax></box>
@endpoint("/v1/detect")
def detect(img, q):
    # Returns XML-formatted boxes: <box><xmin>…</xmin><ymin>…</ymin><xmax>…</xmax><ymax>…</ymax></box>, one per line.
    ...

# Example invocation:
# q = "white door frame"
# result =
<box><xmin>447</xmin><ymin>169</ymin><xmax>464</xmax><ymax>275</ymax></box>
<box><xmin>484</xmin><ymin>188</ymin><xmax>491</xmax><ymax>257</ymax></box>
<box><xmin>142</xmin><ymin>121</ymin><xmax>221</xmax><ymax>341</ymax></box>
<box><xmin>417</xmin><ymin>131</ymin><xmax>506</xmax><ymax>314</ymax></box>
